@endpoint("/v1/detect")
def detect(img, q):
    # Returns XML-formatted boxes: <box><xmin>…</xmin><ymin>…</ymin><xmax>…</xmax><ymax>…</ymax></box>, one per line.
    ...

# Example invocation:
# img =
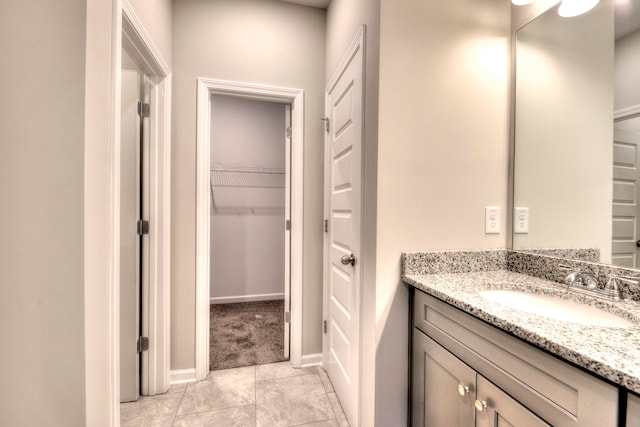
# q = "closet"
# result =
<box><xmin>209</xmin><ymin>94</ymin><xmax>290</xmax><ymax>370</ymax></box>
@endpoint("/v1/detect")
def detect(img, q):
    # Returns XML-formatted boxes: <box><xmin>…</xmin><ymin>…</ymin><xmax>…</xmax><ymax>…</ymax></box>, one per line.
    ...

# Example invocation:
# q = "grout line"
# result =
<box><xmin>170</xmin><ymin>383</ymin><xmax>189</xmax><ymax>426</ymax></box>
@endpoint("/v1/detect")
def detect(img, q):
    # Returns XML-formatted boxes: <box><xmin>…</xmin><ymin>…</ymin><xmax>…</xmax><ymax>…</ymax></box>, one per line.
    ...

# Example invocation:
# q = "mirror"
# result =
<box><xmin>513</xmin><ymin>0</ymin><xmax>640</xmax><ymax>267</ymax></box>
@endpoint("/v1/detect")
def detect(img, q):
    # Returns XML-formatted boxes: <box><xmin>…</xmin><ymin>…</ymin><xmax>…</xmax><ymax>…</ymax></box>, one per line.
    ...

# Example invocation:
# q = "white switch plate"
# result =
<box><xmin>485</xmin><ymin>207</ymin><xmax>500</xmax><ymax>234</ymax></box>
<box><xmin>514</xmin><ymin>207</ymin><xmax>529</xmax><ymax>234</ymax></box>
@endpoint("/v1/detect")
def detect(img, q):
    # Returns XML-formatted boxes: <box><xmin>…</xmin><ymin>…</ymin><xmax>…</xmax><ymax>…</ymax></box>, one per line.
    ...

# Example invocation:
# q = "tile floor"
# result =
<box><xmin>120</xmin><ymin>362</ymin><xmax>350</xmax><ymax>427</ymax></box>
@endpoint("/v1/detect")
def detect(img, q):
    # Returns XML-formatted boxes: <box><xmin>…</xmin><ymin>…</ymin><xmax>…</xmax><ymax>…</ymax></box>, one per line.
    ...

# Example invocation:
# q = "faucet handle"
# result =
<box><xmin>604</xmin><ymin>274</ymin><xmax>638</xmax><ymax>300</ymax></box>
<box><xmin>559</xmin><ymin>264</ymin><xmax>580</xmax><ymax>272</ymax></box>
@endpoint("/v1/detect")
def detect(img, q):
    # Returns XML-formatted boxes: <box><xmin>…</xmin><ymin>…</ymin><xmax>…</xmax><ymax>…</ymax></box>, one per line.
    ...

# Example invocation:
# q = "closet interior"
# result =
<box><xmin>209</xmin><ymin>94</ymin><xmax>290</xmax><ymax>370</ymax></box>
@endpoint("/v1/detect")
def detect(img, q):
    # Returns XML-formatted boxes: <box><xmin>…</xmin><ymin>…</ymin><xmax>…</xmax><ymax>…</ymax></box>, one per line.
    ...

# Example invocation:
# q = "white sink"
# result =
<box><xmin>479</xmin><ymin>290</ymin><xmax>635</xmax><ymax>328</ymax></box>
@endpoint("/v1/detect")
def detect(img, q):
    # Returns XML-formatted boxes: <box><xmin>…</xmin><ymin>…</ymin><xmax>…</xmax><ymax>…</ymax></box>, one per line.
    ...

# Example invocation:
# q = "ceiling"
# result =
<box><xmin>279</xmin><ymin>0</ymin><xmax>330</xmax><ymax>10</ymax></box>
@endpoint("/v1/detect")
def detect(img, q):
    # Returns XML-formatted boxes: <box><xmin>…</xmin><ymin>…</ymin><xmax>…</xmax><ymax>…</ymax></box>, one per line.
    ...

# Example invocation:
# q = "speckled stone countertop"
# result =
<box><xmin>403</xmin><ymin>269</ymin><xmax>640</xmax><ymax>393</ymax></box>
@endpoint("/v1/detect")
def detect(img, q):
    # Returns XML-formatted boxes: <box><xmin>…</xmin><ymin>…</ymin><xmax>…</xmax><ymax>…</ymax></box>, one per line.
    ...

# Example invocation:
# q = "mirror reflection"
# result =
<box><xmin>513</xmin><ymin>0</ymin><xmax>640</xmax><ymax>267</ymax></box>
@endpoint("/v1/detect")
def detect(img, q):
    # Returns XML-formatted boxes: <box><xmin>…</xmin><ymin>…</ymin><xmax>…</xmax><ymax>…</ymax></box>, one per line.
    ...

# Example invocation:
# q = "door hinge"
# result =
<box><xmin>137</xmin><ymin>336</ymin><xmax>149</xmax><ymax>353</ymax></box>
<box><xmin>324</xmin><ymin>219</ymin><xmax>328</xmax><ymax>233</ymax></box>
<box><xmin>286</xmin><ymin>127</ymin><xmax>292</xmax><ymax>139</ymax></box>
<box><xmin>138</xmin><ymin>101</ymin><xmax>150</xmax><ymax>118</ymax></box>
<box><xmin>321</xmin><ymin>117</ymin><xmax>329</xmax><ymax>134</ymax></box>
<box><xmin>285</xmin><ymin>219</ymin><xmax>291</xmax><ymax>231</ymax></box>
<box><xmin>323</xmin><ymin>320</ymin><xmax>328</xmax><ymax>334</ymax></box>
<box><xmin>285</xmin><ymin>312</ymin><xmax>290</xmax><ymax>323</ymax></box>
<box><xmin>137</xmin><ymin>219</ymin><xmax>149</xmax><ymax>235</ymax></box>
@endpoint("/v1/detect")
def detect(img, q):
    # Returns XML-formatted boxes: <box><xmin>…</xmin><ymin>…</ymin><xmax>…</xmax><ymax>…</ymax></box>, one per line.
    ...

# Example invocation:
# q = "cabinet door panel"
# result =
<box><xmin>413</xmin><ymin>329</ymin><xmax>475</xmax><ymax>427</ymax></box>
<box><xmin>475</xmin><ymin>375</ymin><xmax>550</xmax><ymax>427</ymax></box>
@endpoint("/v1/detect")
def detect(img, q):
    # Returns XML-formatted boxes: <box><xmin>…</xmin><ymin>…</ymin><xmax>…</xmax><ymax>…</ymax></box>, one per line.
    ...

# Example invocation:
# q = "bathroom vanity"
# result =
<box><xmin>403</xmin><ymin>252</ymin><xmax>640</xmax><ymax>427</ymax></box>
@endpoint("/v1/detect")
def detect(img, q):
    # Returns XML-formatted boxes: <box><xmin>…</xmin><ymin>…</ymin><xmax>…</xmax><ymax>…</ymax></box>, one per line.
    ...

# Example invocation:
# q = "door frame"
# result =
<box><xmin>322</xmin><ymin>25</ymin><xmax>366</xmax><ymax>427</ymax></box>
<box><xmin>195</xmin><ymin>78</ymin><xmax>305</xmax><ymax>379</ymax></box>
<box><xmin>111</xmin><ymin>0</ymin><xmax>172</xmax><ymax>415</ymax></box>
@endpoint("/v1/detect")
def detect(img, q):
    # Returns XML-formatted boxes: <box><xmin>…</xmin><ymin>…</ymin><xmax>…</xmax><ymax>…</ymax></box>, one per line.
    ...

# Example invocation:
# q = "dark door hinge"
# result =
<box><xmin>138</xmin><ymin>101</ymin><xmax>150</xmax><ymax>118</ymax></box>
<box><xmin>323</xmin><ymin>320</ymin><xmax>327</xmax><ymax>334</ymax></box>
<box><xmin>286</xmin><ymin>127</ymin><xmax>292</xmax><ymax>139</ymax></box>
<box><xmin>285</xmin><ymin>312</ymin><xmax>290</xmax><ymax>323</ymax></box>
<box><xmin>137</xmin><ymin>336</ymin><xmax>149</xmax><ymax>353</ymax></box>
<box><xmin>137</xmin><ymin>220</ymin><xmax>149</xmax><ymax>235</ymax></box>
<box><xmin>324</xmin><ymin>219</ymin><xmax>328</xmax><ymax>233</ymax></box>
<box><xmin>285</xmin><ymin>219</ymin><xmax>291</xmax><ymax>231</ymax></box>
<box><xmin>321</xmin><ymin>117</ymin><xmax>329</xmax><ymax>134</ymax></box>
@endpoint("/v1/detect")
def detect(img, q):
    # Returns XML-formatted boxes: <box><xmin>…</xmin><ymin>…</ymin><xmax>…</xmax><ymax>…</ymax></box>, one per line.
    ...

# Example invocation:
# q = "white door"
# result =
<box><xmin>120</xmin><ymin>59</ymin><xmax>142</xmax><ymax>403</ymax></box>
<box><xmin>323</xmin><ymin>29</ymin><xmax>364</xmax><ymax>427</ymax></box>
<box><xmin>612</xmin><ymin>116</ymin><xmax>640</xmax><ymax>267</ymax></box>
<box><xmin>284</xmin><ymin>104</ymin><xmax>292</xmax><ymax>359</ymax></box>
<box><xmin>120</xmin><ymin>48</ymin><xmax>151</xmax><ymax>402</ymax></box>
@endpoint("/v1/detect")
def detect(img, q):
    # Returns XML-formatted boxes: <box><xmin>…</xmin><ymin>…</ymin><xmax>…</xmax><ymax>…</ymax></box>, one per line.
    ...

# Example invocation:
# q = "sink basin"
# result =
<box><xmin>479</xmin><ymin>290</ymin><xmax>634</xmax><ymax>328</ymax></box>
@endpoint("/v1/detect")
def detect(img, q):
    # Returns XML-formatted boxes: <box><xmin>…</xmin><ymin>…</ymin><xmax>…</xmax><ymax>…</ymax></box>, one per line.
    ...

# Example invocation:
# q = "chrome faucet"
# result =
<box><xmin>558</xmin><ymin>264</ymin><xmax>638</xmax><ymax>301</ymax></box>
<box><xmin>563</xmin><ymin>270</ymin><xmax>599</xmax><ymax>289</ymax></box>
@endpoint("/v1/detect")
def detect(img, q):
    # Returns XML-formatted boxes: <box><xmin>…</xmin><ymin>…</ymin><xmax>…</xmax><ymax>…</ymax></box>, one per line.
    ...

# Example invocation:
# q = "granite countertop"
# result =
<box><xmin>403</xmin><ymin>270</ymin><xmax>640</xmax><ymax>393</ymax></box>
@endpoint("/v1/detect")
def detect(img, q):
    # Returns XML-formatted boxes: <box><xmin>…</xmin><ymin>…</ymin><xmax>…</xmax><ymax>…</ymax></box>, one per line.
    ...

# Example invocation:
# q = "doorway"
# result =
<box><xmin>195</xmin><ymin>79</ymin><xmax>305</xmax><ymax>380</ymax></box>
<box><xmin>208</xmin><ymin>95</ymin><xmax>291</xmax><ymax>370</ymax></box>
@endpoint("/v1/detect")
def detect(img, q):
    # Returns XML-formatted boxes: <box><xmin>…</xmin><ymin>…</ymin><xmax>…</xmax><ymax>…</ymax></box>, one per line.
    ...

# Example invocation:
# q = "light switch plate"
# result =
<box><xmin>485</xmin><ymin>207</ymin><xmax>500</xmax><ymax>234</ymax></box>
<box><xmin>514</xmin><ymin>207</ymin><xmax>529</xmax><ymax>234</ymax></box>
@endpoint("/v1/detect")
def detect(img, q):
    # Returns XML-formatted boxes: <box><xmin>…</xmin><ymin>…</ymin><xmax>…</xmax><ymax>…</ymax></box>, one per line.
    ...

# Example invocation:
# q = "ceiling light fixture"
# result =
<box><xmin>557</xmin><ymin>0</ymin><xmax>600</xmax><ymax>17</ymax></box>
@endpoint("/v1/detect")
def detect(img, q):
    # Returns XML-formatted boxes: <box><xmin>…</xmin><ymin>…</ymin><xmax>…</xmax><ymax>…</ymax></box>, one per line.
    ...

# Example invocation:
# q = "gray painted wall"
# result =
<box><xmin>0</xmin><ymin>1</ymin><xmax>87</xmax><ymax>425</ymax></box>
<box><xmin>375</xmin><ymin>0</ymin><xmax>511</xmax><ymax>424</ymax></box>
<box><xmin>171</xmin><ymin>0</ymin><xmax>326</xmax><ymax>370</ymax></box>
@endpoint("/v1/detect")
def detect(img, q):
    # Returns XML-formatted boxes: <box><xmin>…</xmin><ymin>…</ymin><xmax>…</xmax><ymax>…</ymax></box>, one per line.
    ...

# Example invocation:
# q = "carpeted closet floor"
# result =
<box><xmin>210</xmin><ymin>300</ymin><xmax>287</xmax><ymax>371</ymax></box>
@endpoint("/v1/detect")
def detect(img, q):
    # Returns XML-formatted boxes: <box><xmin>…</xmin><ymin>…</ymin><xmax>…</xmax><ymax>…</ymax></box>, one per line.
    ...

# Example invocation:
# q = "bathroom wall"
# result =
<box><xmin>171</xmin><ymin>0</ymin><xmax>326</xmax><ymax>369</ymax></box>
<box><xmin>615</xmin><ymin>30</ymin><xmax>640</xmax><ymax>111</ymax></box>
<box><xmin>210</xmin><ymin>96</ymin><xmax>286</xmax><ymax>302</ymax></box>
<box><xmin>0</xmin><ymin>0</ymin><xmax>87</xmax><ymax>425</ymax></box>
<box><xmin>375</xmin><ymin>0</ymin><xmax>511</xmax><ymax>424</ymax></box>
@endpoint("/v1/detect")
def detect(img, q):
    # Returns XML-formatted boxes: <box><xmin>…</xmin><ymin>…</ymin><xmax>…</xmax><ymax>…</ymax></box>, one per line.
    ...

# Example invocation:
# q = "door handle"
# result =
<box><xmin>636</xmin><ymin>240</ymin><xmax>640</xmax><ymax>247</ymax></box>
<box><xmin>341</xmin><ymin>254</ymin><xmax>356</xmax><ymax>266</ymax></box>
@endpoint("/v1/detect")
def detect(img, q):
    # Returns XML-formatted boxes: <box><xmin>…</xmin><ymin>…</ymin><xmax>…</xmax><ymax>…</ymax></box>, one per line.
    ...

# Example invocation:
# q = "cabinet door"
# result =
<box><xmin>413</xmin><ymin>329</ymin><xmax>475</xmax><ymax>427</ymax></box>
<box><xmin>628</xmin><ymin>393</ymin><xmax>640</xmax><ymax>426</ymax></box>
<box><xmin>475</xmin><ymin>375</ymin><xmax>550</xmax><ymax>427</ymax></box>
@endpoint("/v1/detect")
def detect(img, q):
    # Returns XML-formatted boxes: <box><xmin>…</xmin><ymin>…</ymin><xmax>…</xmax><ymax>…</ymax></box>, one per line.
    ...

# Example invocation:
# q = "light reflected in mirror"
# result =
<box><xmin>513</xmin><ymin>0</ymin><xmax>640</xmax><ymax>267</ymax></box>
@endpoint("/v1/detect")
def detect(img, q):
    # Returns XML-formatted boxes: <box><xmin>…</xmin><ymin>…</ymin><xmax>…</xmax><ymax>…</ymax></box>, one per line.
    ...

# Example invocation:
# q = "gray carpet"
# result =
<box><xmin>210</xmin><ymin>300</ymin><xmax>287</xmax><ymax>371</ymax></box>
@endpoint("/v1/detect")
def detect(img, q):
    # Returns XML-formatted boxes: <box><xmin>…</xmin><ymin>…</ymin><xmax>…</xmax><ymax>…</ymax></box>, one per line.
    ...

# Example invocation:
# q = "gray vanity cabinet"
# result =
<box><xmin>411</xmin><ymin>289</ymin><xmax>619</xmax><ymax>427</ymax></box>
<box><xmin>413</xmin><ymin>329</ymin><xmax>548</xmax><ymax>427</ymax></box>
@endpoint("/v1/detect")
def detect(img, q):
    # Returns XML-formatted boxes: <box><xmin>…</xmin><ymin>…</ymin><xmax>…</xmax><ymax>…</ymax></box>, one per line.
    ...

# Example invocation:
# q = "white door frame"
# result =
<box><xmin>195</xmin><ymin>78</ymin><xmax>305</xmax><ymax>379</ymax></box>
<box><xmin>322</xmin><ymin>25</ymin><xmax>366</xmax><ymax>426</ymax></box>
<box><xmin>109</xmin><ymin>0</ymin><xmax>172</xmax><ymax>419</ymax></box>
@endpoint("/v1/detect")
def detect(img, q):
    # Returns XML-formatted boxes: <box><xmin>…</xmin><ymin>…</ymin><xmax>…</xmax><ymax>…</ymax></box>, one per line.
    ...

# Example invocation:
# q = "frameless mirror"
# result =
<box><xmin>513</xmin><ymin>0</ymin><xmax>640</xmax><ymax>267</ymax></box>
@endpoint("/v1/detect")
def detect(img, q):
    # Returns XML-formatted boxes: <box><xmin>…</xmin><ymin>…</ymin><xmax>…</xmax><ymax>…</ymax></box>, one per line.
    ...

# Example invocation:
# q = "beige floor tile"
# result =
<box><xmin>120</xmin><ymin>385</ymin><xmax>186</xmax><ymax>427</ymax></box>
<box><xmin>255</xmin><ymin>361</ymin><xmax>316</xmax><ymax>381</ymax></box>
<box><xmin>177</xmin><ymin>366</ymin><xmax>255</xmax><ymax>416</ymax></box>
<box><xmin>316</xmin><ymin>367</ymin><xmax>334</xmax><ymax>393</ymax></box>
<box><xmin>173</xmin><ymin>405</ymin><xmax>255</xmax><ymax>427</ymax></box>
<box><xmin>256</xmin><ymin>374</ymin><xmax>334</xmax><ymax>427</ymax></box>
<box><xmin>326</xmin><ymin>392</ymin><xmax>350</xmax><ymax>427</ymax></box>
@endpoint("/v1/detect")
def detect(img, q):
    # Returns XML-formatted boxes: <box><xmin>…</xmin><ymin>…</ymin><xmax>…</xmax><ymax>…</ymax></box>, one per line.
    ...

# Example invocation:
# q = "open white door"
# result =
<box><xmin>323</xmin><ymin>27</ymin><xmax>365</xmax><ymax>427</ymax></box>
<box><xmin>612</xmin><ymin>116</ymin><xmax>640</xmax><ymax>267</ymax></box>
<box><xmin>284</xmin><ymin>104</ymin><xmax>292</xmax><ymax>359</ymax></box>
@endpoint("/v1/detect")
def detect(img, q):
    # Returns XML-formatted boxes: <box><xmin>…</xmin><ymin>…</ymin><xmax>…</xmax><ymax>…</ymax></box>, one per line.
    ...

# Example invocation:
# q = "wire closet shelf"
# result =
<box><xmin>210</xmin><ymin>165</ymin><xmax>286</xmax><ymax>215</ymax></box>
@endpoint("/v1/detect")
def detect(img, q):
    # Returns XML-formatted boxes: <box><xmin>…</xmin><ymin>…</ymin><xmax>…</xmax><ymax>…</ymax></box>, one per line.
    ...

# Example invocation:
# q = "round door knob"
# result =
<box><xmin>636</xmin><ymin>240</ymin><xmax>640</xmax><ymax>247</ymax></box>
<box><xmin>474</xmin><ymin>399</ymin><xmax>488</xmax><ymax>412</ymax></box>
<box><xmin>341</xmin><ymin>254</ymin><xmax>356</xmax><ymax>266</ymax></box>
<box><xmin>457</xmin><ymin>384</ymin><xmax>470</xmax><ymax>396</ymax></box>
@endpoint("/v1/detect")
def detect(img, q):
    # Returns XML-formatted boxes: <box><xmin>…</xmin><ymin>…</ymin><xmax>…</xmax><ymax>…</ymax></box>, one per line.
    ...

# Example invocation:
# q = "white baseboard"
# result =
<box><xmin>301</xmin><ymin>353</ymin><xmax>323</xmax><ymax>367</ymax></box>
<box><xmin>210</xmin><ymin>293</ymin><xmax>284</xmax><ymax>304</ymax></box>
<box><xmin>170</xmin><ymin>368</ymin><xmax>197</xmax><ymax>385</ymax></box>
